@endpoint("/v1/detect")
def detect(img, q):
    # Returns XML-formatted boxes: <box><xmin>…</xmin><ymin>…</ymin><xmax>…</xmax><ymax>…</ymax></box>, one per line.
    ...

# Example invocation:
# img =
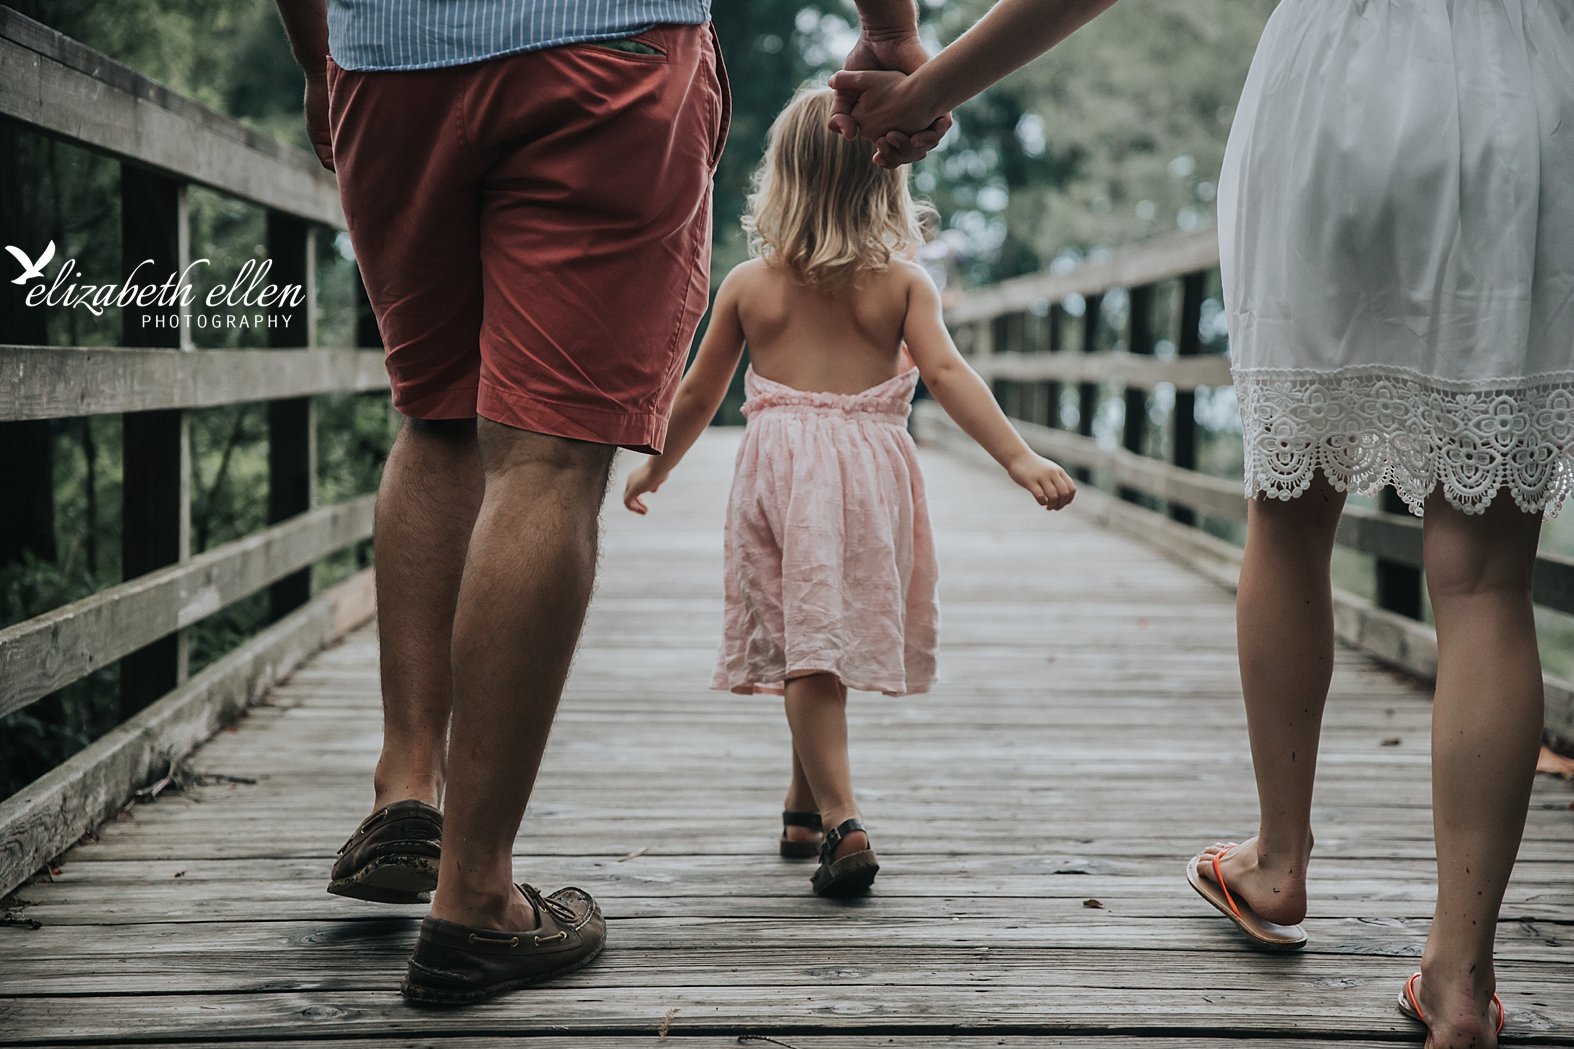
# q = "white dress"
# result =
<box><xmin>1220</xmin><ymin>0</ymin><xmax>1574</xmax><ymax>516</ymax></box>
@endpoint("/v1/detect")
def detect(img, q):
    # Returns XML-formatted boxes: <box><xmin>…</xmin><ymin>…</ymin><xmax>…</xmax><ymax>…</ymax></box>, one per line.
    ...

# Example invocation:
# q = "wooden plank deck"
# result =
<box><xmin>2</xmin><ymin>431</ymin><xmax>1571</xmax><ymax>1046</ymax></box>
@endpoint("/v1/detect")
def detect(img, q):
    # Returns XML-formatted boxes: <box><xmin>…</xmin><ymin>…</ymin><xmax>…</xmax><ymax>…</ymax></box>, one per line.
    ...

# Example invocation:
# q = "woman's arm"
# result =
<box><xmin>623</xmin><ymin>273</ymin><xmax>748</xmax><ymax>514</ymax></box>
<box><xmin>900</xmin><ymin>266</ymin><xmax>1076</xmax><ymax>510</ymax></box>
<box><xmin>831</xmin><ymin>0</ymin><xmax>1119</xmax><ymax>156</ymax></box>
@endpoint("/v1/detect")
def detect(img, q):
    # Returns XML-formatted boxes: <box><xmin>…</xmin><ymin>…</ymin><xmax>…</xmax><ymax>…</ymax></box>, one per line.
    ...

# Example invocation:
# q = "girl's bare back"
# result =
<box><xmin>733</xmin><ymin>258</ymin><xmax>917</xmax><ymax>395</ymax></box>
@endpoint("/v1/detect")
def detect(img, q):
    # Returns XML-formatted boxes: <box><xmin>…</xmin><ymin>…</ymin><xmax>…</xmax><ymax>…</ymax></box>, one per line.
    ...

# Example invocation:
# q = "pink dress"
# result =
<box><xmin>713</xmin><ymin>366</ymin><xmax>940</xmax><ymax>697</ymax></box>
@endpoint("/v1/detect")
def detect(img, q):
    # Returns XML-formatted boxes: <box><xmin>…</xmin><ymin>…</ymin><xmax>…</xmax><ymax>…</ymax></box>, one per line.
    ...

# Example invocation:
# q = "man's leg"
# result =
<box><xmin>372</xmin><ymin>418</ymin><xmax>483</xmax><ymax>811</ymax></box>
<box><xmin>429</xmin><ymin>422</ymin><xmax>614</xmax><ymax>931</ymax></box>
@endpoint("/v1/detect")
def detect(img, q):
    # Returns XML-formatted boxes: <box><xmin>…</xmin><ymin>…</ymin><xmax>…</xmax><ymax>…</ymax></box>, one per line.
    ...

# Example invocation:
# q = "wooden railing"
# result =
<box><xmin>921</xmin><ymin>226</ymin><xmax>1574</xmax><ymax>750</ymax></box>
<box><xmin>0</xmin><ymin>9</ymin><xmax>385</xmax><ymax>894</ymax></box>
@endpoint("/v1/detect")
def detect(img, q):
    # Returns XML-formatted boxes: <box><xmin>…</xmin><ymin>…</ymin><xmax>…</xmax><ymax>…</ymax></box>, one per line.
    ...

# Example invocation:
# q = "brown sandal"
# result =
<box><xmin>780</xmin><ymin>810</ymin><xmax>823</xmax><ymax>859</ymax></box>
<box><xmin>811</xmin><ymin>817</ymin><xmax>879</xmax><ymax>897</ymax></box>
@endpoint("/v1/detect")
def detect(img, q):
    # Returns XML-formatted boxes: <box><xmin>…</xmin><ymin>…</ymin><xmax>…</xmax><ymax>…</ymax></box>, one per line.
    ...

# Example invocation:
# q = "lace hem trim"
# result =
<box><xmin>1235</xmin><ymin>367</ymin><xmax>1574</xmax><ymax>517</ymax></box>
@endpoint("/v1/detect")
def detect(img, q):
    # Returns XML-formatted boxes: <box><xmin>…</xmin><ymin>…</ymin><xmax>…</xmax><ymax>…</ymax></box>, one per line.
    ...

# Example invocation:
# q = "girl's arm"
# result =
<box><xmin>900</xmin><ymin>266</ymin><xmax>1076</xmax><ymax>510</ymax></box>
<box><xmin>623</xmin><ymin>272</ymin><xmax>747</xmax><ymax>514</ymax></box>
<box><xmin>830</xmin><ymin>0</ymin><xmax>1119</xmax><ymax>158</ymax></box>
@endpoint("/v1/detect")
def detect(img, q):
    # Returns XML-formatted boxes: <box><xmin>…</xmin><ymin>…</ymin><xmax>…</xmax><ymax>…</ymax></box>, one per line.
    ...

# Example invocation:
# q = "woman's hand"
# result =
<box><xmin>829</xmin><ymin>32</ymin><xmax>952</xmax><ymax>166</ymax></box>
<box><xmin>1007</xmin><ymin>453</ymin><xmax>1078</xmax><ymax>510</ymax></box>
<box><xmin>828</xmin><ymin>68</ymin><xmax>949</xmax><ymax>167</ymax></box>
<box><xmin>623</xmin><ymin>461</ymin><xmax>667</xmax><ymax>515</ymax></box>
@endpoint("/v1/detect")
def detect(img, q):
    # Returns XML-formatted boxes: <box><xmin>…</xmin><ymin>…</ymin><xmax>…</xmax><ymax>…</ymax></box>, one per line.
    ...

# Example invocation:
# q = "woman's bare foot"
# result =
<box><xmin>1197</xmin><ymin>834</ymin><xmax>1311</xmax><ymax>927</ymax></box>
<box><xmin>1410</xmin><ymin>970</ymin><xmax>1501</xmax><ymax>1049</ymax></box>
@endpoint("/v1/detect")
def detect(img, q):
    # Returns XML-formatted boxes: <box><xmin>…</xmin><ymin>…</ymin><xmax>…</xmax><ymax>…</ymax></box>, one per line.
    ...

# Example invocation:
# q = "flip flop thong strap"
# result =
<box><xmin>1210</xmin><ymin>852</ymin><xmax>1243</xmax><ymax>920</ymax></box>
<box><xmin>1407</xmin><ymin>972</ymin><xmax>1504</xmax><ymax>1035</ymax></box>
<box><xmin>1405</xmin><ymin>972</ymin><xmax>1425</xmax><ymax>1022</ymax></box>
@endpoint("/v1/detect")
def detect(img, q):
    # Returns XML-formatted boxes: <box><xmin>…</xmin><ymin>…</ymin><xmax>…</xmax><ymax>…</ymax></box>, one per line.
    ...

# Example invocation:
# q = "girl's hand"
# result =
<box><xmin>623</xmin><ymin>461</ymin><xmax>667</xmax><ymax>515</ymax></box>
<box><xmin>1008</xmin><ymin>453</ymin><xmax>1077</xmax><ymax>511</ymax></box>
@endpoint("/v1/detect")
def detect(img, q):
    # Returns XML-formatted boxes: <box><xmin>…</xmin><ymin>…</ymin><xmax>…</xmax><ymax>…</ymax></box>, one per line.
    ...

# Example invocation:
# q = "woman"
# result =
<box><xmin>831</xmin><ymin>2</ymin><xmax>1574</xmax><ymax>1045</ymax></box>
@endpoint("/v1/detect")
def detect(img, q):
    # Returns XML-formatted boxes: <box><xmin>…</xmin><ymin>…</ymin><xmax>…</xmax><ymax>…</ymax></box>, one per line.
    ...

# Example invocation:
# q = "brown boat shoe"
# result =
<box><xmin>326</xmin><ymin>800</ymin><xmax>442</xmax><ymax>904</ymax></box>
<box><xmin>401</xmin><ymin>884</ymin><xmax>607</xmax><ymax>1005</ymax></box>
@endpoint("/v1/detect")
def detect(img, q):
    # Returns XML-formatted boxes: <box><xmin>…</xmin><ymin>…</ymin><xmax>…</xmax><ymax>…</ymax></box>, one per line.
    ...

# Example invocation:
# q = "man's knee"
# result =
<box><xmin>477</xmin><ymin>419</ymin><xmax>615</xmax><ymax>493</ymax></box>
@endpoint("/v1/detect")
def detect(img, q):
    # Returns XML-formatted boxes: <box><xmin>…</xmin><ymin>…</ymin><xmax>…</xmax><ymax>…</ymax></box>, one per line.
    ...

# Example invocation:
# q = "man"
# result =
<box><xmin>271</xmin><ymin>0</ymin><xmax>946</xmax><ymax>1005</ymax></box>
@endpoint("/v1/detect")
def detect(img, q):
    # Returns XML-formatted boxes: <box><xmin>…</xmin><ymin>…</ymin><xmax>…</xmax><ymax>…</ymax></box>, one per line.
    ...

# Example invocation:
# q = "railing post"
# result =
<box><xmin>1375</xmin><ymin>489</ymin><xmax>1424</xmax><ymax>618</ymax></box>
<box><xmin>1076</xmin><ymin>294</ymin><xmax>1102</xmax><ymax>484</ymax></box>
<box><xmin>267</xmin><ymin>211</ymin><xmax>318</xmax><ymax>621</ymax></box>
<box><xmin>1119</xmin><ymin>284</ymin><xmax>1155</xmax><ymax>502</ymax></box>
<box><xmin>1044</xmin><ymin>304</ymin><xmax>1064</xmax><ymax>429</ymax></box>
<box><xmin>1170</xmin><ymin>271</ymin><xmax>1206</xmax><ymax>525</ymax></box>
<box><xmin>119</xmin><ymin>166</ymin><xmax>192</xmax><ymax>715</ymax></box>
<box><xmin>0</xmin><ymin>119</ymin><xmax>56</xmax><ymax>567</ymax></box>
<box><xmin>1002</xmin><ymin>312</ymin><xmax>1025</xmax><ymax>421</ymax></box>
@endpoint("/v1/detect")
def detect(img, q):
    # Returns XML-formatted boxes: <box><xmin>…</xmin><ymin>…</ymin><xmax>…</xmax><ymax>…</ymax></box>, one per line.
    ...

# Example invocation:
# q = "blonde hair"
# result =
<box><xmin>744</xmin><ymin>84</ymin><xmax>924</xmax><ymax>288</ymax></box>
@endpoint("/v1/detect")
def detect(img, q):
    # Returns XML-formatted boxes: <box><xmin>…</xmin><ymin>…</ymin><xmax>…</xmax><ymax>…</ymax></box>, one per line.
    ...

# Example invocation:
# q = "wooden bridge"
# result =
<box><xmin>2</xmin><ymin>10</ymin><xmax>1572</xmax><ymax>1046</ymax></box>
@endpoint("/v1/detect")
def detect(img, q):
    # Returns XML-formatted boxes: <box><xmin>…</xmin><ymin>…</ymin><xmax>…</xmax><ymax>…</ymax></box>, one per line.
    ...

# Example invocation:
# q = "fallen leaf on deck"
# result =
<box><xmin>1083</xmin><ymin>898</ymin><xmax>1105</xmax><ymax>909</ymax></box>
<box><xmin>1380</xmin><ymin>737</ymin><xmax>1402</xmax><ymax>747</ymax></box>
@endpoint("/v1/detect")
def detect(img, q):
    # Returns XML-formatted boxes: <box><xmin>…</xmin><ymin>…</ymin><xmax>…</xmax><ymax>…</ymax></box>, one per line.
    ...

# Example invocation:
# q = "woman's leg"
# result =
<box><xmin>1199</xmin><ymin>476</ymin><xmax>1345</xmax><ymax>925</ymax></box>
<box><xmin>1413</xmin><ymin>491</ymin><xmax>1543</xmax><ymax>1049</ymax></box>
<box><xmin>784</xmin><ymin>673</ymin><xmax>867</xmax><ymax>858</ymax></box>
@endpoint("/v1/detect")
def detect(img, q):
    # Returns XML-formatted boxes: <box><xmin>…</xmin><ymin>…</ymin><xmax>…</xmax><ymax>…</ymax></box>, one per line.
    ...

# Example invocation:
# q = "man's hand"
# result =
<box><xmin>304</xmin><ymin>70</ymin><xmax>334</xmax><ymax>171</ymax></box>
<box><xmin>272</xmin><ymin>0</ymin><xmax>333</xmax><ymax>170</ymax></box>
<box><xmin>829</xmin><ymin>30</ymin><xmax>952</xmax><ymax>167</ymax></box>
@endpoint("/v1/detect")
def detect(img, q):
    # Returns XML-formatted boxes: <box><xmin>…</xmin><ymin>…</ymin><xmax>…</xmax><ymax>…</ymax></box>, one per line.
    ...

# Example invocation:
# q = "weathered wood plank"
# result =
<box><xmin>1</xmin><ymin>434</ymin><xmax>1569</xmax><ymax>1047</ymax></box>
<box><xmin>0</xmin><ymin>346</ymin><xmax>388</xmax><ymax>421</ymax></box>
<box><xmin>0</xmin><ymin>496</ymin><xmax>375</xmax><ymax>718</ymax></box>
<box><xmin>915</xmin><ymin>404</ymin><xmax>1574</xmax><ymax>748</ymax></box>
<box><xmin>0</xmin><ymin>9</ymin><xmax>343</xmax><ymax>226</ymax></box>
<box><xmin>0</xmin><ymin>570</ymin><xmax>374</xmax><ymax>896</ymax></box>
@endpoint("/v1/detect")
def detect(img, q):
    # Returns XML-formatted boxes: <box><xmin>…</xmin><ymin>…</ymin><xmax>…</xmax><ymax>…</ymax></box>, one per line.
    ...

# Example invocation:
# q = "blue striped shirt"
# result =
<box><xmin>328</xmin><ymin>0</ymin><xmax>711</xmax><ymax>71</ymax></box>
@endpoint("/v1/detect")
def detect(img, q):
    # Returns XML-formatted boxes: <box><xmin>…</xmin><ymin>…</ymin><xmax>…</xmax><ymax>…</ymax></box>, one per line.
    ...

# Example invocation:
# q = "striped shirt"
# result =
<box><xmin>328</xmin><ymin>0</ymin><xmax>711</xmax><ymax>71</ymax></box>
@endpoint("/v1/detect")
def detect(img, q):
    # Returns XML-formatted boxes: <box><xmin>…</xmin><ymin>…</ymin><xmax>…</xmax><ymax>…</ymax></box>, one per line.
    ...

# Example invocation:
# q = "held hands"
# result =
<box><xmin>623</xmin><ymin>460</ymin><xmax>667</xmax><ymax>515</ymax></box>
<box><xmin>828</xmin><ymin>30</ymin><xmax>952</xmax><ymax>168</ymax></box>
<box><xmin>1008</xmin><ymin>453</ymin><xmax>1077</xmax><ymax>511</ymax></box>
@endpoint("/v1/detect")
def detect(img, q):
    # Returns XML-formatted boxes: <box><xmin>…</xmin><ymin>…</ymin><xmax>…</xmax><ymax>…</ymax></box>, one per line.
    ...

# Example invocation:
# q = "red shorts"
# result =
<box><xmin>326</xmin><ymin>25</ymin><xmax>729</xmax><ymax>453</ymax></box>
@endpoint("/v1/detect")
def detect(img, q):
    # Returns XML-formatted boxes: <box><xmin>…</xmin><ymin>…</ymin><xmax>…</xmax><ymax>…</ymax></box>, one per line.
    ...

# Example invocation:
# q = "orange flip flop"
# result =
<box><xmin>1185</xmin><ymin>846</ymin><xmax>1308</xmax><ymax>950</ymax></box>
<box><xmin>1398</xmin><ymin>972</ymin><xmax>1504</xmax><ymax>1036</ymax></box>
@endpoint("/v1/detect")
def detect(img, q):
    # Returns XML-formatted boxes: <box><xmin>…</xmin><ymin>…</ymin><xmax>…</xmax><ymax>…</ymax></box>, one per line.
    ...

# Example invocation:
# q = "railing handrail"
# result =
<box><xmin>945</xmin><ymin>226</ymin><xmax>1218</xmax><ymax>326</ymax></box>
<box><xmin>0</xmin><ymin>8</ymin><xmax>343</xmax><ymax>227</ymax></box>
<box><xmin>0</xmin><ymin>345</ymin><xmax>387</xmax><ymax>420</ymax></box>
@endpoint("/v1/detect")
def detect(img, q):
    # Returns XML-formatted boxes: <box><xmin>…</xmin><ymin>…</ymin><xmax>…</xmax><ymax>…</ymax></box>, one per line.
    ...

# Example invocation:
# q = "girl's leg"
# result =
<box><xmin>1413</xmin><ymin>491</ymin><xmax>1543</xmax><ymax>1049</ymax></box>
<box><xmin>782</xmin><ymin>743</ymin><xmax>819</xmax><ymax>844</ymax></box>
<box><xmin>784</xmin><ymin>673</ymin><xmax>868</xmax><ymax>858</ymax></box>
<box><xmin>1199</xmin><ymin>476</ymin><xmax>1345</xmax><ymax>926</ymax></box>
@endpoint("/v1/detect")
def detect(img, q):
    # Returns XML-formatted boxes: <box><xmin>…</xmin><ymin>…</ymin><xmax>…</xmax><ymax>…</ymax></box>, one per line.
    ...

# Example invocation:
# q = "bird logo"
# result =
<box><xmin>6</xmin><ymin>241</ymin><xmax>56</xmax><ymax>284</ymax></box>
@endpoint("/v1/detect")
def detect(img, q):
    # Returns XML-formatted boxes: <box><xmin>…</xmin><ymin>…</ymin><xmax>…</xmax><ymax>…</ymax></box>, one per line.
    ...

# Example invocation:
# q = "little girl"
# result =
<box><xmin>623</xmin><ymin>84</ymin><xmax>1075</xmax><ymax>898</ymax></box>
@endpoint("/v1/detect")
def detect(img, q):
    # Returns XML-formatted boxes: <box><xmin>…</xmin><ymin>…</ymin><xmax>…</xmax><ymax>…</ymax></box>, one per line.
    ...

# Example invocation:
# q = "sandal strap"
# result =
<box><xmin>781</xmin><ymin>810</ymin><xmax>823</xmax><ymax>831</ymax></box>
<box><xmin>820</xmin><ymin>817</ymin><xmax>867</xmax><ymax>860</ymax></box>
